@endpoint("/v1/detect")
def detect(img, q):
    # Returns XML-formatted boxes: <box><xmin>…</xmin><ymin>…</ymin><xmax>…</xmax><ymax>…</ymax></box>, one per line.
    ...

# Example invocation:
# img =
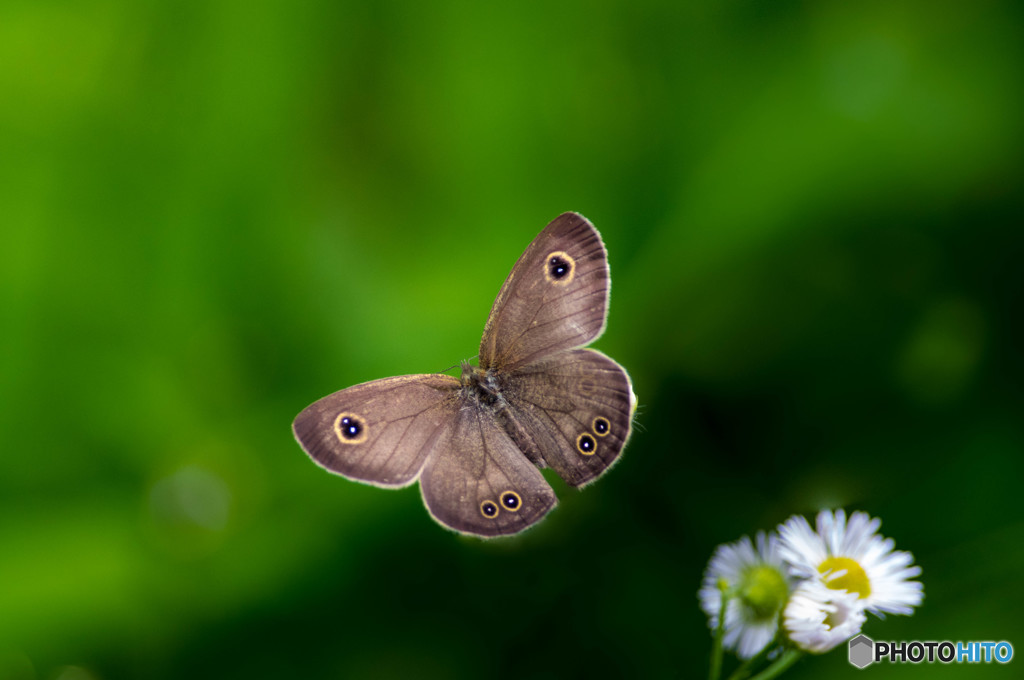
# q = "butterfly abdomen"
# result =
<box><xmin>457</xmin><ymin>362</ymin><xmax>547</xmax><ymax>469</ymax></box>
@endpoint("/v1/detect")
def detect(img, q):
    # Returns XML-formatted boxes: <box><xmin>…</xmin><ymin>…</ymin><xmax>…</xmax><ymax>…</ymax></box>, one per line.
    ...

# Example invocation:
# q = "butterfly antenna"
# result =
<box><xmin>440</xmin><ymin>356</ymin><xmax>477</xmax><ymax>375</ymax></box>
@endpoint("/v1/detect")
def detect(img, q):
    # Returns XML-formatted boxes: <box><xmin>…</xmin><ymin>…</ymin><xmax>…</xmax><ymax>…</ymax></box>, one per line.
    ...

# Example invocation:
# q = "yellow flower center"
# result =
<box><xmin>739</xmin><ymin>565</ymin><xmax>789</xmax><ymax>621</ymax></box>
<box><xmin>818</xmin><ymin>556</ymin><xmax>871</xmax><ymax>599</ymax></box>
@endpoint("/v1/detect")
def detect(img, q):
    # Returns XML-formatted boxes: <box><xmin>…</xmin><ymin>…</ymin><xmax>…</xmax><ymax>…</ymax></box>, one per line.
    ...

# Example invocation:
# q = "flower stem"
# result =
<box><xmin>709</xmin><ymin>587</ymin><xmax>729</xmax><ymax>680</ymax></box>
<box><xmin>747</xmin><ymin>649</ymin><xmax>802</xmax><ymax>680</ymax></box>
<box><xmin>725</xmin><ymin>639</ymin><xmax>775</xmax><ymax>680</ymax></box>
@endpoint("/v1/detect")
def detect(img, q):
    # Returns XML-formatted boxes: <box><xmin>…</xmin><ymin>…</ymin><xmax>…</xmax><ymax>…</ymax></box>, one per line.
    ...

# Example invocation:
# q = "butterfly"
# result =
<box><xmin>293</xmin><ymin>213</ymin><xmax>635</xmax><ymax>537</ymax></box>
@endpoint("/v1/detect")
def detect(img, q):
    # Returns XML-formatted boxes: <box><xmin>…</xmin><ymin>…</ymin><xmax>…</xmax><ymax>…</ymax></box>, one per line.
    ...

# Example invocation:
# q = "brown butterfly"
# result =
<box><xmin>293</xmin><ymin>213</ymin><xmax>636</xmax><ymax>537</ymax></box>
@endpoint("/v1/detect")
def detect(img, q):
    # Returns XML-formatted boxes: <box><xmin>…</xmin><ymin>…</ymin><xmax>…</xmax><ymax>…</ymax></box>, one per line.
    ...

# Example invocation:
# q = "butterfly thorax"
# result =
<box><xmin>460</xmin><ymin>361</ymin><xmax>503</xmax><ymax>406</ymax></box>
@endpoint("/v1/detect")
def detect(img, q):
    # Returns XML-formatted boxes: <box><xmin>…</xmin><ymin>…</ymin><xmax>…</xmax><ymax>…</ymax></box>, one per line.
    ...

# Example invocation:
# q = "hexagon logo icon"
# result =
<box><xmin>849</xmin><ymin>634</ymin><xmax>874</xmax><ymax>669</ymax></box>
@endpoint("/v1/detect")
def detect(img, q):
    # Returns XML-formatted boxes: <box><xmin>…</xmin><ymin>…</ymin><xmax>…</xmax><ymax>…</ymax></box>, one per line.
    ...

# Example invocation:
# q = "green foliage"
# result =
<box><xmin>1</xmin><ymin>1</ymin><xmax>1022</xmax><ymax>678</ymax></box>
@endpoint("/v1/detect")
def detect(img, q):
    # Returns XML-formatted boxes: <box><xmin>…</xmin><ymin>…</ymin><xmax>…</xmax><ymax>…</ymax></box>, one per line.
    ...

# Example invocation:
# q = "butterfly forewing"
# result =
<box><xmin>292</xmin><ymin>374</ymin><xmax>460</xmax><ymax>488</ymax></box>
<box><xmin>479</xmin><ymin>213</ymin><xmax>609</xmax><ymax>372</ymax></box>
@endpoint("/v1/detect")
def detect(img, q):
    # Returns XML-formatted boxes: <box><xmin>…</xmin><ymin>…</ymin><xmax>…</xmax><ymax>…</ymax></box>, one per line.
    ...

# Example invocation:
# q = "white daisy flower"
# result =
<box><xmin>699</xmin><ymin>532</ymin><xmax>791</xmax><ymax>659</ymax></box>
<box><xmin>778</xmin><ymin>509</ymin><xmax>923</xmax><ymax>617</ymax></box>
<box><xmin>784</xmin><ymin>578</ymin><xmax>867</xmax><ymax>653</ymax></box>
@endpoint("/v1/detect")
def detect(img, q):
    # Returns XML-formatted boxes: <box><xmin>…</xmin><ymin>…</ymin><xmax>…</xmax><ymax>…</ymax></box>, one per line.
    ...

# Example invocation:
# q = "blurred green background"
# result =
<box><xmin>2</xmin><ymin>1</ymin><xmax>1022</xmax><ymax>678</ymax></box>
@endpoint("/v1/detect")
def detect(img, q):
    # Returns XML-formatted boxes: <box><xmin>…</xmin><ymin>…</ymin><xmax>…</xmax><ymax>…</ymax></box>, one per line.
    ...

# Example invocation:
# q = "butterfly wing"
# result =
<box><xmin>292</xmin><ymin>374</ymin><xmax>460</xmax><ymax>487</ymax></box>
<box><xmin>500</xmin><ymin>349</ymin><xmax>636</xmax><ymax>487</ymax></box>
<box><xmin>479</xmin><ymin>212</ymin><xmax>609</xmax><ymax>372</ymax></box>
<box><xmin>420</xmin><ymin>402</ymin><xmax>557</xmax><ymax>537</ymax></box>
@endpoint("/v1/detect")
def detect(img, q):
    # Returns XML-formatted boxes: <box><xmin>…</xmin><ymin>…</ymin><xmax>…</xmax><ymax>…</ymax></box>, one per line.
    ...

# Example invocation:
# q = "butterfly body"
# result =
<box><xmin>294</xmin><ymin>213</ymin><xmax>635</xmax><ymax>537</ymax></box>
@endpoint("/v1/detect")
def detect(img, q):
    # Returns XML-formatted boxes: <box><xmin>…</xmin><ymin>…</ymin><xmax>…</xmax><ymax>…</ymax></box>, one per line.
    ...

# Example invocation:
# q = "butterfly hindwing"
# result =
<box><xmin>500</xmin><ymin>349</ymin><xmax>636</xmax><ymax>487</ymax></box>
<box><xmin>419</xmin><ymin>404</ymin><xmax>558</xmax><ymax>537</ymax></box>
